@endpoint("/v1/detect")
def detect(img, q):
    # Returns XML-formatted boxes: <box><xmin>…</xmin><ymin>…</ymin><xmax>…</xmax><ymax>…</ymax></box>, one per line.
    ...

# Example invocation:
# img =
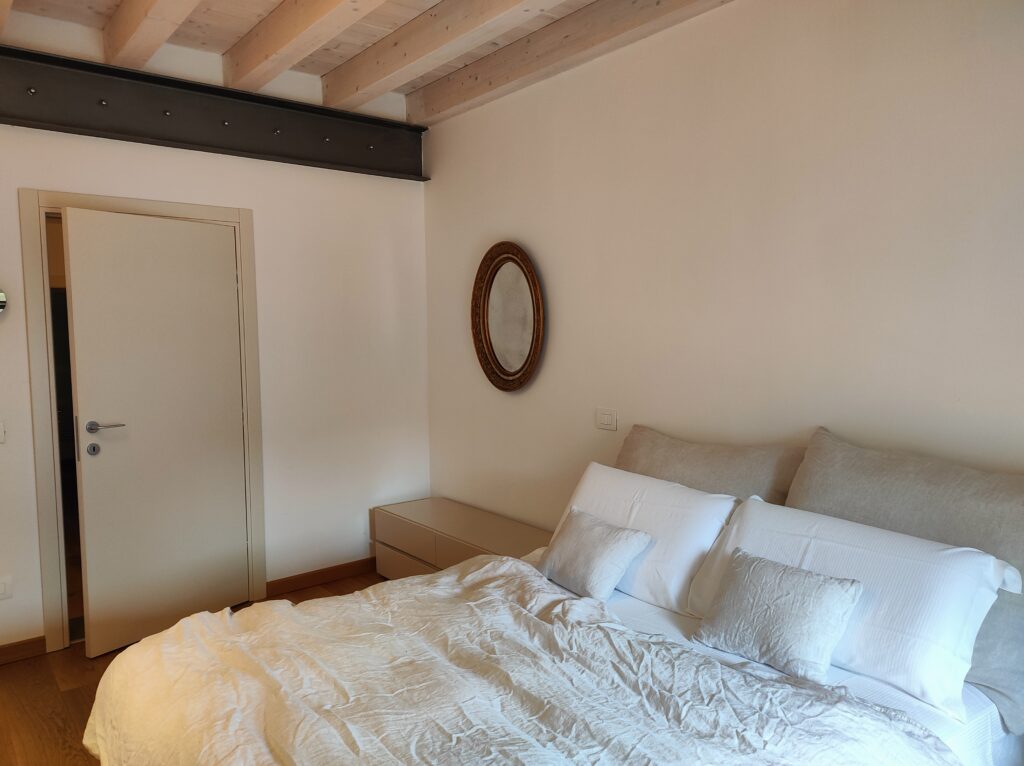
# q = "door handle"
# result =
<box><xmin>85</xmin><ymin>421</ymin><xmax>126</xmax><ymax>434</ymax></box>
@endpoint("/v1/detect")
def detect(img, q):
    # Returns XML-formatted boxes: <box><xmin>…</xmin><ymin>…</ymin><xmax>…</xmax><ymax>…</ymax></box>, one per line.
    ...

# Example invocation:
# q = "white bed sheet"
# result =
<box><xmin>604</xmin><ymin>590</ymin><xmax>1023</xmax><ymax>766</ymax></box>
<box><xmin>86</xmin><ymin>555</ymin><xmax>965</xmax><ymax>765</ymax></box>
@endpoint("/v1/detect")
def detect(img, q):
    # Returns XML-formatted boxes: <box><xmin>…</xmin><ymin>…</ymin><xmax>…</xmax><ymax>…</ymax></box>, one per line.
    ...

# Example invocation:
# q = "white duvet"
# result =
<box><xmin>85</xmin><ymin>556</ymin><xmax>961</xmax><ymax>765</ymax></box>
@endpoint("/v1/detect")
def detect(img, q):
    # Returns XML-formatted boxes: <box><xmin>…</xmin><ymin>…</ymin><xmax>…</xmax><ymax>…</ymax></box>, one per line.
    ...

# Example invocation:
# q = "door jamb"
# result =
<box><xmin>19</xmin><ymin>189</ymin><xmax>266</xmax><ymax>652</ymax></box>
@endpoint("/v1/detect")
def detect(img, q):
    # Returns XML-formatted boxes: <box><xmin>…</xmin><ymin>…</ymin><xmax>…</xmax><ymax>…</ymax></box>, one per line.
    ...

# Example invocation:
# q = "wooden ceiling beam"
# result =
<box><xmin>322</xmin><ymin>0</ymin><xmax>547</xmax><ymax>111</ymax></box>
<box><xmin>225</xmin><ymin>0</ymin><xmax>389</xmax><ymax>93</ymax></box>
<box><xmin>0</xmin><ymin>0</ymin><xmax>15</xmax><ymax>35</ymax></box>
<box><xmin>407</xmin><ymin>0</ymin><xmax>732</xmax><ymax>125</ymax></box>
<box><xmin>104</xmin><ymin>0</ymin><xmax>204</xmax><ymax>69</ymax></box>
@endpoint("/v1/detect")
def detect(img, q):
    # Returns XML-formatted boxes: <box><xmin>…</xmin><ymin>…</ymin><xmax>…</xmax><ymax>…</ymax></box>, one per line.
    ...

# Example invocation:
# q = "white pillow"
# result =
<box><xmin>539</xmin><ymin>509</ymin><xmax>651</xmax><ymax>600</ymax></box>
<box><xmin>520</xmin><ymin>547</ymin><xmax>546</xmax><ymax>568</ymax></box>
<box><xmin>696</xmin><ymin>548</ymin><xmax>863</xmax><ymax>684</ymax></box>
<box><xmin>554</xmin><ymin>462</ymin><xmax>737</xmax><ymax>615</ymax></box>
<box><xmin>689</xmin><ymin>497</ymin><xmax>1022</xmax><ymax>720</ymax></box>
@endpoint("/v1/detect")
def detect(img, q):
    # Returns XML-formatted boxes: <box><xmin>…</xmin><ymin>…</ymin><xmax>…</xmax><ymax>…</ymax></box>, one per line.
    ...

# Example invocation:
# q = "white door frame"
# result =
<box><xmin>19</xmin><ymin>189</ymin><xmax>266</xmax><ymax>652</ymax></box>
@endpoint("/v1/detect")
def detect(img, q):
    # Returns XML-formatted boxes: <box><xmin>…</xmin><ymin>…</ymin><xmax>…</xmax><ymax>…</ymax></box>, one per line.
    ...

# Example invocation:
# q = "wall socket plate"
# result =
<box><xmin>595</xmin><ymin>408</ymin><xmax>618</xmax><ymax>431</ymax></box>
<box><xmin>0</xmin><ymin>575</ymin><xmax>12</xmax><ymax>600</ymax></box>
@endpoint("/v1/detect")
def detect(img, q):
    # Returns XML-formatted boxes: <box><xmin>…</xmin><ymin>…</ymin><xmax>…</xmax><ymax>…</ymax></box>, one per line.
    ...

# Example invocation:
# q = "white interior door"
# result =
<box><xmin>63</xmin><ymin>208</ymin><xmax>250</xmax><ymax>657</ymax></box>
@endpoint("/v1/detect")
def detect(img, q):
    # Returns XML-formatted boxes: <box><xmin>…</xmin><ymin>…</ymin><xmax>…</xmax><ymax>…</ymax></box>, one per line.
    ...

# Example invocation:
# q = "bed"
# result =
<box><xmin>87</xmin><ymin>554</ymin><xmax>980</xmax><ymax>765</ymax></box>
<box><xmin>84</xmin><ymin>426</ymin><xmax>1024</xmax><ymax>765</ymax></box>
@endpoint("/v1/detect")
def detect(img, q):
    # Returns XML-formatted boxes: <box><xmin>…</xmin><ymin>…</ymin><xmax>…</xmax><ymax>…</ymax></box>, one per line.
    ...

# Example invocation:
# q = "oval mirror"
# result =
<box><xmin>471</xmin><ymin>242</ymin><xmax>544</xmax><ymax>391</ymax></box>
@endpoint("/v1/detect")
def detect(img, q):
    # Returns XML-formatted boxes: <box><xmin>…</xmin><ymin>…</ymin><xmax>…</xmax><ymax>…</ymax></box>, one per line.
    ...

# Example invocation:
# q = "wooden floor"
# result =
<box><xmin>0</xmin><ymin>571</ymin><xmax>384</xmax><ymax>766</ymax></box>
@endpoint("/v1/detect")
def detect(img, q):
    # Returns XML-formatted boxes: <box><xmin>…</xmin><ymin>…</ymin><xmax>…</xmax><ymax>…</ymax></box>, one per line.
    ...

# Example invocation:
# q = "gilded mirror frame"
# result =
<box><xmin>471</xmin><ymin>241</ymin><xmax>545</xmax><ymax>391</ymax></box>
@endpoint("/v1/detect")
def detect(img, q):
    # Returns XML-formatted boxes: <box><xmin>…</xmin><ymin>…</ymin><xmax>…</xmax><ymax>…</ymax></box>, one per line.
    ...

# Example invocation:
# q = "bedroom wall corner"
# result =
<box><xmin>422</xmin><ymin>0</ymin><xmax>1024</xmax><ymax>531</ymax></box>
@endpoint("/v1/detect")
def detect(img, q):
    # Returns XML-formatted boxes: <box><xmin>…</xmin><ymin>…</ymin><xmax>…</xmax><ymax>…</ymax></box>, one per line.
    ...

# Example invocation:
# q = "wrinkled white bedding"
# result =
<box><xmin>523</xmin><ymin>547</ymin><xmax>1021</xmax><ymax>766</ymax></box>
<box><xmin>85</xmin><ymin>556</ymin><xmax>961</xmax><ymax>765</ymax></box>
<box><xmin>604</xmin><ymin>592</ymin><xmax>1019</xmax><ymax>766</ymax></box>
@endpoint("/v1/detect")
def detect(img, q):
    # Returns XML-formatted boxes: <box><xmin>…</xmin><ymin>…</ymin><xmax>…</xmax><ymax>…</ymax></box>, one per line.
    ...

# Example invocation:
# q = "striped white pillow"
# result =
<box><xmin>554</xmin><ymin>462</ymin><xmax>738</xmax><ymax>615</ymax></box>
<box><xmin>689</xmin><ymin>497</ymin><xmax>1021</xmax><ymax>721</ymax></box>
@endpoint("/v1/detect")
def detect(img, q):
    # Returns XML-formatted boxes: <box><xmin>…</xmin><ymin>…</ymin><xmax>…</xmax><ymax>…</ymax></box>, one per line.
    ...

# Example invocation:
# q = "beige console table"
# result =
<box><xmin>372</xmin><ymin>498</ymin><xmax>551</xmax><ymax>580</ymax></box>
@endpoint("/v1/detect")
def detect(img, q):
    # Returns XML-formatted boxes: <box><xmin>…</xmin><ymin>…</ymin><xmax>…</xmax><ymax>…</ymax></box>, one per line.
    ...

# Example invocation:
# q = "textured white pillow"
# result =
<box><xmin>697</xmin><ymin>549</ymin><xmax>863</xmax><ymax>683</ymax></box>
<box><xmin>689</xmin><ymin>497</ymin><xmax>1022</xmax><ymax>720</ymax></box>
<box><xmin>540</xmin><ymin>508</ymin><xmax>651</xmax><ymax>600</ymax></box>
<box><xmin>555</xmin><ymin>462</ymin><xmax>737</xmax><ymax>614</ymax></box>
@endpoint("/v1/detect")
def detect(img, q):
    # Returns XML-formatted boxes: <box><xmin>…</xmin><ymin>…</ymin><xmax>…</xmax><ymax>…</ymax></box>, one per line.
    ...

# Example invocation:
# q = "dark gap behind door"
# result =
<box><xmin>48</xmin><ymin>217</ymin><xmax>85</xmax><ymax>643</ymax></box>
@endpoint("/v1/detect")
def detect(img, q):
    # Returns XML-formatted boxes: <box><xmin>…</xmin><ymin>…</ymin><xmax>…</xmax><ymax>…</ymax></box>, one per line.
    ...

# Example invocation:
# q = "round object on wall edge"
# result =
<box><xmin>471</xmin><ymin>242</ymin><xmax>545</xmax><ymax>392</ymax></box>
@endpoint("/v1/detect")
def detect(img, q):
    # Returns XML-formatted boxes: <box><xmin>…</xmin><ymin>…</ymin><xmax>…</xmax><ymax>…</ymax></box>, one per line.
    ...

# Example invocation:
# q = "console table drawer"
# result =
<box><xmin>435</xmin><ymin>535</ymin><xmax>487</xmax><ymax>569</ymax></box>
<box><xmin>372</xmin><ymin>498</ymin><xmax>550</xmax><ymax>581</ymax></box>
<box><xmin>374</xmin><ymin>508</ymin><xmax>436</xmax><ymax>565</ymax></box>
<box><xmin>376</xmin><ymin>543</ymin><xmax>437</xmax><ymax>580</ymax></box>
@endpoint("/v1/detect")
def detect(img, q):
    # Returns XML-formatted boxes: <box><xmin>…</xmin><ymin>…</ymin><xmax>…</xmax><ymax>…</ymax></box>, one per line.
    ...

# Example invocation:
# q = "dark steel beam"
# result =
<box><xmin>0</xmin><ymin>45</ymin><xmax>426</xmax><ymax>181</ymax></box>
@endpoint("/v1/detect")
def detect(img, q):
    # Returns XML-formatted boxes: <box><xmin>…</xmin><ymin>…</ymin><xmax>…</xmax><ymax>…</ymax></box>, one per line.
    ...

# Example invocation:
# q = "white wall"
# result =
<box><xmin>423</xmin><ymin>0</ymin><xmax>1024</xmax><ymax>531</ymax></box>
<box><xmin>0</xmin><ymin>126</ymin><xmax>429</xmax><ymax>644</ymax></box>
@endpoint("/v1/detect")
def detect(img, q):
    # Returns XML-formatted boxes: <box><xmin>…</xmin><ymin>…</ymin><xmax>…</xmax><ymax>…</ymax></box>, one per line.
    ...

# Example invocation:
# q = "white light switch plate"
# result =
<box><xmin>595</xmin><ymin>408</ymin><xmax>618</xmax><ymax>431</ymax></box>
<box><xmin>0</xmin><ymin>575</ymin><xmax>12</xmax><ymax>600</ymax></box>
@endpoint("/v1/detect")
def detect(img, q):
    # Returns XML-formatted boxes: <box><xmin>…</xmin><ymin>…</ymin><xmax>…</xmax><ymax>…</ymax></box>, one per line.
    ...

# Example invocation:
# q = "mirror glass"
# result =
<box><xmin>487</xmin><ymin>261</ymin><xmax>534</xmax><ymax>372</ymax></box>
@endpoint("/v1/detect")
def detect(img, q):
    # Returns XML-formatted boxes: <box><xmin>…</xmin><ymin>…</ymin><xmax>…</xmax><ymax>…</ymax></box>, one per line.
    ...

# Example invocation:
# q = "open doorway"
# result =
<box><xmin>44</xmin><ymin>213</ymin><xmax>85</xmax><ymax>643</ymax></box>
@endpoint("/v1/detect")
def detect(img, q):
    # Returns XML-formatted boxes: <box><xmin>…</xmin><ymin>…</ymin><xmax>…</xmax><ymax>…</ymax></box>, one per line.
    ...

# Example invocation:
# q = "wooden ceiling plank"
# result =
<box><xmin>10</xmin><ymin>0</ymin><xmax>120</xmax><ymax>30</ymax></box>
<box><xmin>322</xmin><ymin>0</ymin><xmax>547</xmax><ymax>110</ymax></box>
<box><xmin>168</xmin><ymin>0</ymin><xmax>283</xmax><ymax>54</ymax></box>
<box><xmin>406</xmin><ymin>0</ymin><xmax>732</xmax><ymax>125</ymax></box>
<box><xmin>0</xmin><ymin>0</ymin><xmax>14</xmax><ymax>34</ymax></box>
<box><xmin>104</xmin><ymin>0</ymin><xmax>205</xmax><ymax>68</ymax></box>
<box><xmin>395</xmin><ymin>0</ymin><xmax>592</xmax><ymax>94</ymax></box>
<box><xmin>224</xmin><ymin>0</ymin><xmax>391</xmax><ymax>92</ymax></box>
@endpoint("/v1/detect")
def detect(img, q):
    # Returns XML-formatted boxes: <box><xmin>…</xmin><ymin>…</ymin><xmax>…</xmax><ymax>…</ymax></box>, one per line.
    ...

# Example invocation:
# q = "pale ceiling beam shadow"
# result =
<box><xmin>406</xmin><ymin>0</ymin><xmax>733</xmax><ymax>125</ymax></box>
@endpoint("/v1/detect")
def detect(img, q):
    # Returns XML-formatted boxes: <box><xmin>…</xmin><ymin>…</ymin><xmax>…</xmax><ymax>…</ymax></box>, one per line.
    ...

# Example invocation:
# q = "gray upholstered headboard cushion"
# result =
<box><xmin>787</xmin><ymin>427</ymin><xmax>1024</xmax><ymax>733</ymax></box>
<box><xmin>614</xmin><ymin>425</ymin><xmax>804</xmax><ymax>506</ymax></box>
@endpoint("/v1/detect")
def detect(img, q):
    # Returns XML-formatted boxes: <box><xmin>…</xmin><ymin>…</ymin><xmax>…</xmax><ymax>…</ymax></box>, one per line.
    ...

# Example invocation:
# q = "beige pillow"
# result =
<box><xmin>787</xmin><ymin>427</ymin><xmax>1024</xmax><ymax>732</ymax></box>
<box><xmin>615</xmin><ymin>425</ymin><xmax>803</xmax><ymax>505</ymax></box>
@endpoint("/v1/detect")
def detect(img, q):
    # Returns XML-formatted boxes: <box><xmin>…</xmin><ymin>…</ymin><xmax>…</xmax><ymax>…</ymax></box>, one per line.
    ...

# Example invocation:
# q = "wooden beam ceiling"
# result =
<box><xmin>9</xmin><ymin>0</ymin><xmax>736</xmax><ymax>125</ymax></box>
<box><xmin>104</xmin><ymin>0</ymin><xmax>204</xmax><ymax>68</ymax></box>
<box><xmin>224</xmin><ymin>0</ymin><xmax>390</xmax><ymax>92</ymax></box>
<box><xmin>407</xmin><ymin>0</ymin><xmax>732</xmax><ymax>125</ymax></box>
<box><xmin>322</xmin><ymin>0</ymin><xmax>547</xmax><ymax>110</ymax></box>
<box><xmin>0</xmin><ymin>0</ymin><xmax>14</xmax><ymax>34</ymax></box>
